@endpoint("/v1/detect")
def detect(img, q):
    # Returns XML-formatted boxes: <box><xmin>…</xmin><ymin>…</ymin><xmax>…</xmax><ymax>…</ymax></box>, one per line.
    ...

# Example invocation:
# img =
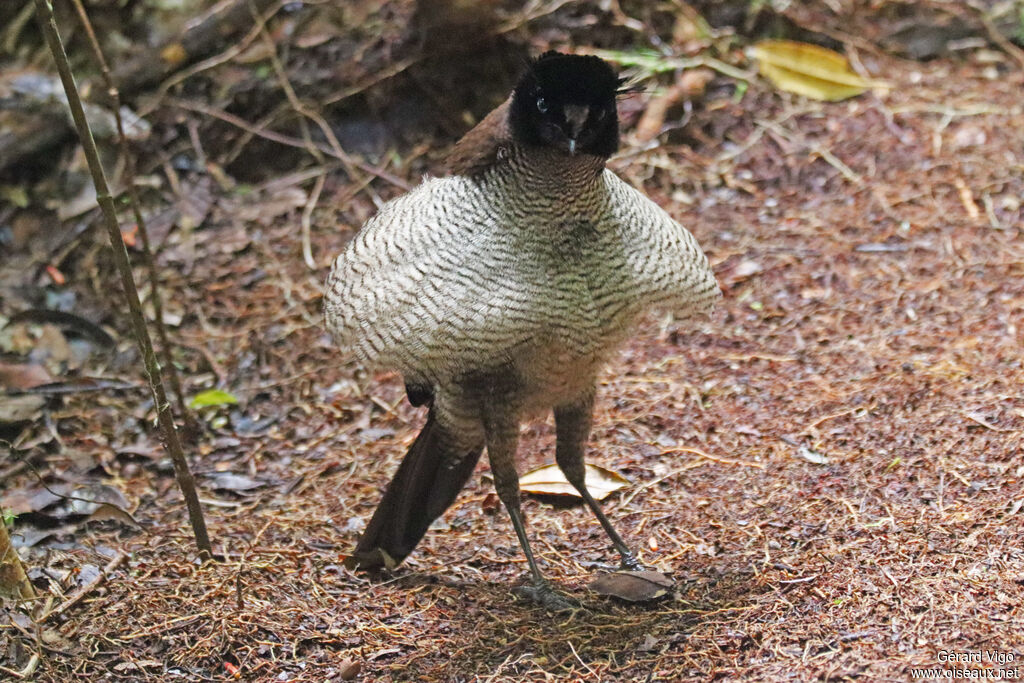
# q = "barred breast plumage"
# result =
<box><xmin>328</xmin><ymin>52</ymin><xmax>720</xmax><ymax>602</ymax></box>
<box><xmin>324</xmin><ymin>150</ymin><xmax>719</xmax><ymax>409</ymax></box>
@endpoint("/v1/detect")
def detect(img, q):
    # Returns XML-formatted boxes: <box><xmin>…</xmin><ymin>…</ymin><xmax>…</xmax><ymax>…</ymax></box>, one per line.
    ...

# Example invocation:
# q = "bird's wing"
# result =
<box><xmin>323</xmin><ymin>177</ymin><xmax>536</xmax><ymax>374</ymax></box>
<box><xmin>604</xmin><ymin>171</ymin><xmax>721</xmax><ymax>316</ymax></box>
<box><xmin>324</xmin><ymin>181</ymin><xmax>436</xmax><ymax>355</ymax></box>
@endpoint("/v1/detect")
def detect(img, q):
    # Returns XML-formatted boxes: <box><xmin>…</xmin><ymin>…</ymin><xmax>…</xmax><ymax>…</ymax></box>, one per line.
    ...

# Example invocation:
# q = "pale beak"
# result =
<box><xmin>564</xmin><ymin>104</ymin><xmax>588</xmax><ymax>154</ymax></box>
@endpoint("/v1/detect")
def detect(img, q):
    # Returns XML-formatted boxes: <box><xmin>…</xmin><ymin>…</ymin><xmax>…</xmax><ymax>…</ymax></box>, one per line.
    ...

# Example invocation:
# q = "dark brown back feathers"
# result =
<box><xmin>444</xmin><ymin>97</ymin><xmax>513</xmax><ymax>176</ymax></box>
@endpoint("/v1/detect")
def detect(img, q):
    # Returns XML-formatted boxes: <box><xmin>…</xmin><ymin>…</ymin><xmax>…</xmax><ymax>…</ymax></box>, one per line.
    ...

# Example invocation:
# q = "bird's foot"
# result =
<box><xmin>618</xmin><ymin>553</ymin><xmax>650</xmax><ymax>572</ymax></box>
<box><xmin>513</xmin><ymin>580</ymin><xmax>580</xmax><ymax>612</ymax></box>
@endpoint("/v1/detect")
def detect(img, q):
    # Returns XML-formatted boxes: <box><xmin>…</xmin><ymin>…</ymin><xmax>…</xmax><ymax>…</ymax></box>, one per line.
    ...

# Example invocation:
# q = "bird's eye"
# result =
<box><xmin>536</xmin><ymin>97</ymin><xmax>548</xmax><ymax>113</ymax></box>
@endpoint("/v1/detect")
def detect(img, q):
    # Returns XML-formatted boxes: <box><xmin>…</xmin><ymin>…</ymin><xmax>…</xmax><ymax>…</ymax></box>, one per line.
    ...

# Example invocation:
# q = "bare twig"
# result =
<box><xmin>33</xmin><ymin>0</ymin><xmax>211</xmax><ymax>559</ymax></box>
<box><xmin>661</xmin><ymin>445</ymin><xmax>766</xmax><ymax>469</ymax></box>
<box><xmin>758</xmin><ymin>119</ymin><xmax>863</xmax><ymax>185</ymax></box>
<box><xmin>144</xmin><ymin>0</ymin><xmax>285</xmax><ymax>113</ymax></box>
<box><xmin>567</xmin><ymin>640</ymin><xmax>598</xmax><ymax>678</ymax></box>
<box><xmin>322</xmin><ymin>0</ymin><xmax>585</xmax><ymax>108</ymax></box>
<box><xmin>109</xmin><ymin>0</ymin><xmax>280</xmax><ymax>94</ymax></box>
<box><xmin>968</xmin><ymin>0</ymin><xmax>1024</xmax><ymax>71</ymax></box>
<box><xmin>620</xmin><ymin>446</ymin><xmax>765</xmax><ymax>508</ymax></box>
<box><xmin>322</xmin><ymin>55</ymin><xmax>421</xmax><ymax>106</ymax></box>
<box><xmin>301</xmin><ymin>171</ymin><xmax>326</xmax><ymax>270</ymax></box>
<box><xmin>167</xmin><ymin>98</ymin><xmax>411</xmax><ymax>191</ymax></box>
<box><xmin>38</xmin><ymin>551</ymin><xmax>128</xmax><ymax>623</ymax></box>
<box><xmin>2</xmin><ymin>2</ymin><xmax>35</xmax><ymax>55</ymax></box>
<box><xmin>247</xmin><ymin>0</ymin><xmax>383</xmax><ymax>210</ymax></box>
<box><xmin>69</xmin><ymin>0</ymin><xmax>198</xmax><ymax>436</ymax></box>
<box><xmin>0</xmin><ymin>653</ymin><xmax>41</xmax><ymax>680</ymax></box>
<box><xmin>15</xmin><ymin>456</ymin><xmax>143</xmax><ymax>528</ymax></box>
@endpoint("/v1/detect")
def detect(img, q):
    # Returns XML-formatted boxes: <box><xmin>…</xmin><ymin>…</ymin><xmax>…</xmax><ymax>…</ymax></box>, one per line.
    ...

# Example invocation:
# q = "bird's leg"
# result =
<box><xmin>555</xmin><ymin>394</ymin><xmax>646</xmax><ymax>572</ymax></box>
<box><xmin>482</xmin><ymin>401</ymin><xmax>577</xmax><ymax>611</ymax></box>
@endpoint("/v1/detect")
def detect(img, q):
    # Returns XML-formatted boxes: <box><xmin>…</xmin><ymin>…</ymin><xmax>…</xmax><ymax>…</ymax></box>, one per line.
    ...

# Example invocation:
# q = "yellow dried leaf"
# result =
<box><xmin>750</xmin><ymin>40</ymin><xmax>874</xmax><ymax>102</ymax></box>
<box><xmin>160</xmin><ymin>43</ymin><xmax>188</xmax><ymax>68</ymax></box>
<box><xmin>518</xmin><ymin>463</ymin><xmax>630</xmax><ymax>501</ymax></box>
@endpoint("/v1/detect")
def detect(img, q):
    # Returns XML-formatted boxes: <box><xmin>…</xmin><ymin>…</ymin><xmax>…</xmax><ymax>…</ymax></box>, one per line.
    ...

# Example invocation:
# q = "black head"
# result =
<box><xmin>509</xmin><ymin>51</ymin><xmax>620</xmax><ymax>159</ymax></box>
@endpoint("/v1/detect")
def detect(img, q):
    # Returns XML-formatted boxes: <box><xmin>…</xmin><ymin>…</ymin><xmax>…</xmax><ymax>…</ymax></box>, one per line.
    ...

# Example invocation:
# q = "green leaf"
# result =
<box><xmin>590</xmin><ymin>47</ymin><xmax>677</xmax><ymax>74</ymax></box>
<box><xmin>0</xmin><ymin>186</ymin><xmax>29</xmax><ymax>208</ymax></box>
<box><xmin>189</xmin><ymin>389</ymin><xmax>238</xmax><ymax>409</ymax></box>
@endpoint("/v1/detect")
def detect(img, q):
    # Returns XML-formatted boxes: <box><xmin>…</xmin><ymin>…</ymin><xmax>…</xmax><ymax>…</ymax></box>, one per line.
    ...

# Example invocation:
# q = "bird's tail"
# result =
<box><xmin>346</xmin><ymin>410</ymin><xmax>483</xmax><ymax>570</ymax></box>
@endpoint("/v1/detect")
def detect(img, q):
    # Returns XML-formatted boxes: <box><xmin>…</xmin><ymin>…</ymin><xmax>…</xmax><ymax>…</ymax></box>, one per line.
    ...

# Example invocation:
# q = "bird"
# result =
<box><xmin>324</xmin><ymin>51</ymin><xmax>720</xmax><ymax>608</ymax></box>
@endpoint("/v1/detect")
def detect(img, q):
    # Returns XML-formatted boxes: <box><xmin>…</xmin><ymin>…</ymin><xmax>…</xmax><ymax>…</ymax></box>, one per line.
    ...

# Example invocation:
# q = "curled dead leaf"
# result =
<box><xmin>87</xmin><ymin>502</ymin><xmax>142</xmax><ymax>528</ymax></box>
<box><xmin>517</xmin><ymin>463</ymin><xmax>630</xmax><ymax>501</ymax></box>
<box><xmin>202</xmin><ymin>472</ymin><xmax>263</xmax><ymax>493</ymax></box>
<box><xmin>69</xmin><ymin>483</ymin><xmax>133</xmax><ymax>517</ymax></box>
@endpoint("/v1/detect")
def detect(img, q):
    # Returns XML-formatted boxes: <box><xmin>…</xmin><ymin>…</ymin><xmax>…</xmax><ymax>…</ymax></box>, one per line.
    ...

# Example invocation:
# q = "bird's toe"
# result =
<box><xmin>513</xmin><ymin>580</ymin><xmax>580</xmax><ymax>612</ymax></box>
<box><xmin>618</xmin><ymin>554</ymin><xmax>650</xmax><ymax>572</ymax></box>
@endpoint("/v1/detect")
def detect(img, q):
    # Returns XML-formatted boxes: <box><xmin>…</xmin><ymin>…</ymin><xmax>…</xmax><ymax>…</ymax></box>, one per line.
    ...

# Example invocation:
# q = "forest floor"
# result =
<box><xmin>2</xmin><ymin>7</ymin><xmax>1024</xmax><ymax>683</ymax></box>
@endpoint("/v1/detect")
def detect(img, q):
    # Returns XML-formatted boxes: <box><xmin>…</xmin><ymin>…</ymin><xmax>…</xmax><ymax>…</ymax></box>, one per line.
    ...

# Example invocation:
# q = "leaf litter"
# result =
<box><xmin>0</xmin><ymin>1</ymin><xmax>1023</xmax><ymax>681</ymax></box>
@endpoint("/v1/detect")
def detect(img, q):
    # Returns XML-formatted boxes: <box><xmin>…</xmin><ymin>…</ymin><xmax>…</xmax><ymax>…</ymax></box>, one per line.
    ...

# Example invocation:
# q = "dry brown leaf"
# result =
<box><xmin>0</xmin><ymin>394</ymin><xmax>45</xmax><ymax>425</ymax></box>
<box><xmin>749</xmin><ymin>40</ymin><xmax>876</xmax><ymax>102</ymax></box>
<box><xmin>0</xmin><ymin>361</ymin><xmax>53</xmax><ymax>390</ymax></box>
<box><xmin>87</xmin><ymin>502</ymin><xmax>141</xmax><ymax>528</ymax></box>
<box><xmin>518</xmin><ymin>462</ymin><xmax>630</xmax><ymax>500</ymax></box>
<box><xmin>337</xmin><ymin>659</ymin><xmax>362</xmax><ymax>681</ymax></box>
<box><xmin>69</xmin><ymin>484</ymin><xmax>133</xmax><ymax>517</ymax></box>
<box><xmin>590</xmin><ymin>570</ymin><xmax>674</xmax><ymax>602</ymax></box>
